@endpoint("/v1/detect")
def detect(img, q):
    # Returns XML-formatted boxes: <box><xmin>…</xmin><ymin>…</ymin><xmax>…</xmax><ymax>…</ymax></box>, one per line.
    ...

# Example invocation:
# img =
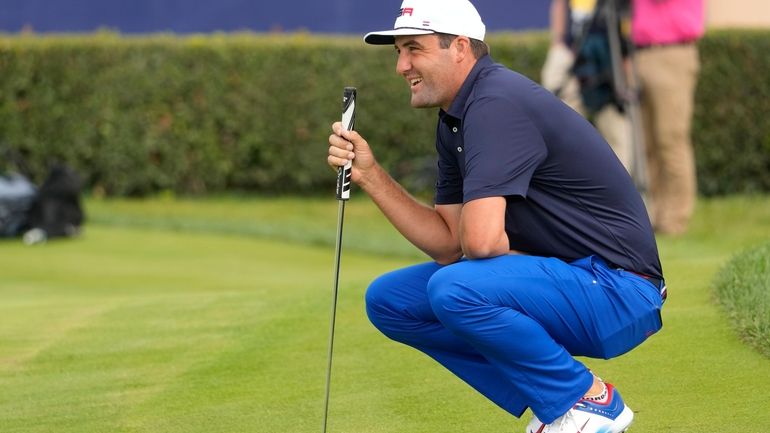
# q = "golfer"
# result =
<box><xmin>327</xmin><ymin>1</ymin><xmax>665</xmax><ymax>431</ymax></box>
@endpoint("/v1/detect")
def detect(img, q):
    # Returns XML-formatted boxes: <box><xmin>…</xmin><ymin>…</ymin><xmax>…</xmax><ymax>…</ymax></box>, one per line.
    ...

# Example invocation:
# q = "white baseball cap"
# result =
<box><xmin>364</xmin><ymin>0</ymin><xmax>486</xmax><ymax>45</ymax></box>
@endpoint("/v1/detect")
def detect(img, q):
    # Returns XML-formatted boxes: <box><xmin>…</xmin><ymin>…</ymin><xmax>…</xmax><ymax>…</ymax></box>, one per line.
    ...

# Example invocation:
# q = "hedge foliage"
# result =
<box><xmin>0</xmin><ymin>30</ymin><xmax>767</xmax><ymax>196</ymax></box>
<box><xmin>694</xmin><ymin>30</ymin><xmax>770</xmax><ymax>195</ymax></box>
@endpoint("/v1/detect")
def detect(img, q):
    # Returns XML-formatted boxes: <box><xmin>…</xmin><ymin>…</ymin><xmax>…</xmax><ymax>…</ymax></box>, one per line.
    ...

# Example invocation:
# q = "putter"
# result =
<box><xmin>322</xmin><ymin>86</ymin><xmax>356</xmax><ymax>433</ymax></box>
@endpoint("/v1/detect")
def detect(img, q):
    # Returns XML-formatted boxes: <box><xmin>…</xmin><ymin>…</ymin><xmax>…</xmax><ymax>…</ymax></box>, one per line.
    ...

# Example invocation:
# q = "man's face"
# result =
<box><xmin>394</xmin><ymin>34</ymin><xmax>461</xmax><ymax>110</ymax></box>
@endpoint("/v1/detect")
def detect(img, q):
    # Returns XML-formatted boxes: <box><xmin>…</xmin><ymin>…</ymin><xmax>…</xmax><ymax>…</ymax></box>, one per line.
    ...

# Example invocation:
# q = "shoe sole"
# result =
<box><xmin>528</xmin><ymin>404</ymin><xmax>634</xmax><ymax>433</ymax></box>
<box><xmin>601</xmin><ymin>405</ymin><xmax>634</xmax><ymax>433</ymax></box>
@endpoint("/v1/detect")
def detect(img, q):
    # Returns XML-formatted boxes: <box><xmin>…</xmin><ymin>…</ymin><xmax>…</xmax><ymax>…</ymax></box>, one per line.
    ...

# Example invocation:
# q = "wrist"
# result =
<box><xmin>357</xmin><ymin>162</ymin><xmax>385</xmax><ymax>192</ymax></box>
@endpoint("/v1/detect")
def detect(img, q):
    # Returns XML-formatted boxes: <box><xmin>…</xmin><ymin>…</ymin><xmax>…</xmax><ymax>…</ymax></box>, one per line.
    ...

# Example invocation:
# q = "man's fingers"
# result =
<box><xmin>328</xmin><ymin>130</ymin><xmax>355</xmax><ymax>170</ymax></box>
<box><xmin>329</xmin><ymin>134</ymin><xmax>354</xmax><ymax>152</ymax></box>
<box><xmin>327</xmin><ymin>153</ymin><xmax>354</xmax><ymax>169</ymax></box>
<box><xmin>327</xmin><ymin>144</ymin><xmax>354</xmax><ymax>169</ymax></box>
<box><xmin>329</xmin><ymin>134</ymin><xmax>355</xmax><ymax>155</ymax></box>
<box><xmin>332</xmin><ymin>121</ymin><xmax>359</xmax><ymax>141</ymax></box>
<box><xmin>328</xmin><ymin>142</ymin><xmax>354</xmax><ymax>159</ymax></box>
<box><xmin>328</xmin><ymin>122</ymin><xmax>366</xmax><ymax>171</ymax></box>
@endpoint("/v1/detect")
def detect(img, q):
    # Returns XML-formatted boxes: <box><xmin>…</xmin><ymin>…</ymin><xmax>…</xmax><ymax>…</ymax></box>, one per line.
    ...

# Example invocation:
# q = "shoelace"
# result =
<box><xmin>557</xmin><ymin>410</ymin><xmax>577</xmax><ymax>432</ymax></box>
<box><xmin>534</xmin><ymin>400</ymin><xmax>594</xmax><ymax>432</ymax></box>
<box><xmin>536</xmin><ymin>408</ymin><xmax>580</xmax><ymax>433</ymax></box>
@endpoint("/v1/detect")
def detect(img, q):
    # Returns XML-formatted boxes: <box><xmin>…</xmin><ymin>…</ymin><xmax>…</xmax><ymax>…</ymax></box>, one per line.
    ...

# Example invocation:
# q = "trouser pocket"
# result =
<box><xmin>575</xmin><ymin>256</ymin><xmax>665</xmax><ymax>359</ymax></box>
<box><xmin>598</xmin><ymin>305</ymin><xmax>662</xmax><ymax>359</ymax></box>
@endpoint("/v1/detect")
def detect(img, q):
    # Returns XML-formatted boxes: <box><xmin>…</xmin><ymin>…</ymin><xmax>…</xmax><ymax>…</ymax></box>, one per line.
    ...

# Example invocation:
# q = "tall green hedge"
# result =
<box><xmin>0</xmin><ymin>31</ymin><xmax>767</xmax><ymax>196</ymax></box>
<box><xmin>694</xmin><ymin>30</ymin><xmax>770</xmax><ymax>195</ymax></box>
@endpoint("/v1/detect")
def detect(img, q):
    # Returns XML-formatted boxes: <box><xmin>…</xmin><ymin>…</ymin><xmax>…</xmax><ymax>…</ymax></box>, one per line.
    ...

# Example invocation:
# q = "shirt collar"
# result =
<box><xmin>441</xmin><ymin>54</ymin><xmax>494</xmax><ymax>120</ymax></box>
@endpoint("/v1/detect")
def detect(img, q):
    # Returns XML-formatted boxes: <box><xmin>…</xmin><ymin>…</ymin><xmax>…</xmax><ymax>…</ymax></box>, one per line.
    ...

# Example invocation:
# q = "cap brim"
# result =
<box><xmin>364</xmin><ymin>28</ymin><xmax>435</xmax><ymax>45</ymax></box>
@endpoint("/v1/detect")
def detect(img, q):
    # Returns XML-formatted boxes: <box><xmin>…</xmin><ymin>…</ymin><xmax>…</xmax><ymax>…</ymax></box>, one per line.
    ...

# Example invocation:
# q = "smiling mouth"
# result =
<box><xmin>409</xmin><ymin>77</ymin><xmax>423</xmax><ymax>87</ymax></box>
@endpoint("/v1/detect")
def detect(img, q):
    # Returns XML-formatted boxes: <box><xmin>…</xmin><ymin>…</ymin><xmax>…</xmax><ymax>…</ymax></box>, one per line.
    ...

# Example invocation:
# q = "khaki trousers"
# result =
<box><xmin>635</xmin><ymin>44</ymin><xmax>700</xmax><ymax>235</ymax></box>
<box><xmin>541</xmin><ymin>44</ymin><xmax>634</xmax><ymax>172</ymax></box>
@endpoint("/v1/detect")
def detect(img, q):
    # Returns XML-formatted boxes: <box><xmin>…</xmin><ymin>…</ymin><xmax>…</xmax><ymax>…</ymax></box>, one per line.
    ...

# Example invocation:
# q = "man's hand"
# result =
<box><xmin>328</xmin><ymin>122</ymin><xmax>376</xmax><ymax>186</ymax></box>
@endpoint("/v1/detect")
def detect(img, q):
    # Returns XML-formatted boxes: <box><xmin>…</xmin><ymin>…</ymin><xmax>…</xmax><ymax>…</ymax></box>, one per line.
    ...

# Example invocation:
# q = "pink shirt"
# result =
<box><xmin>632</xmin><ymin>0</ymin><xmax>705</xmax><ymax>46</ymax></box>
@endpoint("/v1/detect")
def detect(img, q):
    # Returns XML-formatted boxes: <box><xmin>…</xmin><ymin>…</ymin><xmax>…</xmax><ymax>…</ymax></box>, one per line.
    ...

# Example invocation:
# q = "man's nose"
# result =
<box><xmin>396</xmin><ymin>52</ymin><xmax>411</xmax><ymax>75</ymax></box>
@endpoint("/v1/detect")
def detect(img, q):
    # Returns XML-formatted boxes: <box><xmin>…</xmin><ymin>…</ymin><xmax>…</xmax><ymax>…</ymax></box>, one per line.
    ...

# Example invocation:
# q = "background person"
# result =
<box><xmin>541</xmin><ymin>0</ymin><xmax>634</xmax><ymax>171</ymax></box>
<box><xmin>328</xmin><ymin>0</ymin><xmax>665</xmax><ymax>432</ymax></box>
<box><xmin>632</xmin><ymin>0</ymin><xmax>704</xmax><ymax>235</ymax></box>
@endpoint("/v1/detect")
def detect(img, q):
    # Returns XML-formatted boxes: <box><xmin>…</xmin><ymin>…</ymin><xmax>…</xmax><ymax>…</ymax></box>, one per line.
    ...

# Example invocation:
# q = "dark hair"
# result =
<box><xmin>436</xmin><ymin>33</ymin><xmax>489</xmax><ymax>59</ymax></box>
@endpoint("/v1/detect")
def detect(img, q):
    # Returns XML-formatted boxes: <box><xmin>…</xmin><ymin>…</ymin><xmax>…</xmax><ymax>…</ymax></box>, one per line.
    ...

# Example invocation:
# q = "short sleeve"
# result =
<box><xmin>461</xmin><ymin>95</ymin><xmax>547</xmax><ymax>202</ymax></box>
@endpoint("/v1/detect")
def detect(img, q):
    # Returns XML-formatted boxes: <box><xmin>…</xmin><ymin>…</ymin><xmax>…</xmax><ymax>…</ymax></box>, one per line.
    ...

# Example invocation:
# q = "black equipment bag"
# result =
<box><xmin>26</xmin><ymin>164</ymin><xmax>85</xmax><ymax>239</ymax></box>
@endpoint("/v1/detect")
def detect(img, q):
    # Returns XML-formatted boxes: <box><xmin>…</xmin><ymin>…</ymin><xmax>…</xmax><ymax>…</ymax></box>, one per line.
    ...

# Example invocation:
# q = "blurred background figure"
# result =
<box><xmin>632</xmin><ymin>0</ymin><xmax>704</xmax><ymax>236</ymax></box>
<box><xmin>541</xmin><ymin>0</ymin><xmax>633</xmax><ymax>171</ymax></box>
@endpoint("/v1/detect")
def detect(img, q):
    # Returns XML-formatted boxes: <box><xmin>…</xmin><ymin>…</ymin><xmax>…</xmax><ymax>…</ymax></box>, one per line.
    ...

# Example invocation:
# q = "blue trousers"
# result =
<box><xmin>365</xmin><ymin>255</ymin><xmax>663</xmax><ymax>423</ymax></box>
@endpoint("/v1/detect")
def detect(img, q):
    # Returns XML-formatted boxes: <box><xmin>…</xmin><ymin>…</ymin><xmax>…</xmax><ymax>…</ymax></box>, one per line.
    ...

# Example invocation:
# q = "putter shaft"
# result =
<box><xmin>322</xmin><ymin>199</ymin><xmax>346</xmax><ymax>433</ymax></box>
<box><xmin>323</xmin><ymin>86</ymin><xmax>356</xmax><ymax>433</ymax></box>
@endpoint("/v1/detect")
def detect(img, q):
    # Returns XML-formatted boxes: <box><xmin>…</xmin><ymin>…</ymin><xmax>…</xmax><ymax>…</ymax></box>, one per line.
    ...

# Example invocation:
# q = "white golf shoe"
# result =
<box><xmin>525</xmin><ymin>383</ymin><xmax>633</xmax><ymax>433</ymax></box>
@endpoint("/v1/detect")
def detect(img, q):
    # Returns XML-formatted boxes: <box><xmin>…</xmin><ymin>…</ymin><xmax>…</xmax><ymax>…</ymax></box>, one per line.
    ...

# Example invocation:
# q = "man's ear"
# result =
<box><xmin>452</xmin><ymin>36</ymin><xmax>471</xmax><ymax>62</ymax></box>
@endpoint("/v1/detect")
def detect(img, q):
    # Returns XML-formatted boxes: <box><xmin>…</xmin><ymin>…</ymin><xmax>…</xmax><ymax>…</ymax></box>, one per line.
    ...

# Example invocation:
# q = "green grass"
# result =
<box><xmin>713</xmin><ymin>241</ymin><xmax>770</xmax><ymax>357</ymax></box>
<box><xmin>1</xmin><ymin>194</ymin><xmax>769</xmax><ymax>432</ymax></box>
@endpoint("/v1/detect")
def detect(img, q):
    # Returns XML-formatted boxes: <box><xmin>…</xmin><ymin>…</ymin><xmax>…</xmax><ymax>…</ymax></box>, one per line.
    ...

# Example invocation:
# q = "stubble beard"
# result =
<box><xmin>409</xmin><ymin>83</ymin><xmax>443</xmax><ymax>109</ymax></box>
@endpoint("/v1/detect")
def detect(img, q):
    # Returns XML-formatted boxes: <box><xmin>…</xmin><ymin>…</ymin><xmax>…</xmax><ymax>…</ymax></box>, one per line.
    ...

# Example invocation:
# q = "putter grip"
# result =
<box><xmin>336</xmin><ymin>87</ymin><xmax>356</xmax><ymax>201</ymax></box>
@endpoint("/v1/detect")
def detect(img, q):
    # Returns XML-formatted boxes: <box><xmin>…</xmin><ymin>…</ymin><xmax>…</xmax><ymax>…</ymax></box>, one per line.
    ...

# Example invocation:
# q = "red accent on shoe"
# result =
<box><xmin>577</xmin><ymin>418</ymin><xmax>590</xmax><ymax>432</ymax></box>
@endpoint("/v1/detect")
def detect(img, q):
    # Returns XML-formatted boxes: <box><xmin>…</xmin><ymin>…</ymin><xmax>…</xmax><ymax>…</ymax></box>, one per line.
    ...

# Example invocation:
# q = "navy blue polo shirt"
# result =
<box><xmin>435</xmin><ymin>55</ymin><xmax>662</xmax><ymax>278</ymax></box>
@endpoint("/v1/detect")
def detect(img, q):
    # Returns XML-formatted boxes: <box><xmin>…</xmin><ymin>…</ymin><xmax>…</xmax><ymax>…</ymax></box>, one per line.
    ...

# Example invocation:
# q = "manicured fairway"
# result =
<box><xmin>0</xmin><ymin>195</ymin><xmax>768</xmax><ymax>432</ymax></box>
